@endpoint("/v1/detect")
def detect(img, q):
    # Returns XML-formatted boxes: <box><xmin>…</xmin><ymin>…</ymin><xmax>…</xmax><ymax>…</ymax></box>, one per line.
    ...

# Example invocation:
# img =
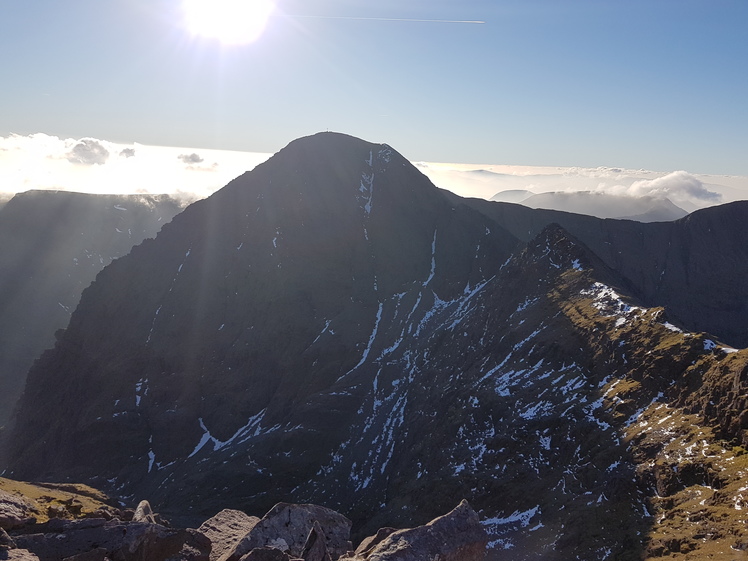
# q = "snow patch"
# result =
<box><xmin>423</xmin><ymin>230</ymin><xmax>437</xmax><ymax>286</ymax></box>
<box><xmin>339</xmin><ymin>302</ymin><xmax>384</xmax><ymax>380</ymax></box>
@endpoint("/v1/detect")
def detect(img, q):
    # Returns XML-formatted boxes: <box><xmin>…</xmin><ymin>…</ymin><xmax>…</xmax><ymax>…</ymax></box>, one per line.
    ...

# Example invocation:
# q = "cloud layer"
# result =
<box><xmin>1</xmin><ymin>133</ymin><xmax>745</xmax><ymax>214</ymax></box>
<box><xmin>416</xmin><ymin>163</ymin><xmax>745</xmax><ymax>213</ymax></box>
<box><xmin>624</xmin><ymin>171</ymin><xmax>721</xmax><ymax>202</ymax></box>
<box><xmin>0</xmin><ymin>133</ymin><xmax>271</xmax><ymax>202</ymax></box>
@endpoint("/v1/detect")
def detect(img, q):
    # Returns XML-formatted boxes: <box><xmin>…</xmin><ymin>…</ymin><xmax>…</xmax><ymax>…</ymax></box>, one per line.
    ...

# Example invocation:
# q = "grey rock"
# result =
<box><xmin>220</xmin><ymin>504</ymin><xmax>351</xmax><ymax>561</ymax></box>
<box><xmin>0</xmin><ymin>490</ymin><xmax>36</xmax><ymax>530</ymax></box>
<box><xmin>165</xmin><ymin>528</ymin><xmax>211</xmax><ymax>561</ymax></box>
<box><xmin>197</xmin><ymin>510</ymin><xmax>259</xmax><ymax>561</ymax></box>
<box><xmin>299</xmin><ymin>521</ymin><xmax>330</xmax><ymax>561</ymax></box>
<box><xmin>0</xmin><ymin>549</ymin><xmax>42</xmax><ymax>560</ymax></box>
<box><xmin>14</xmin><ymin>520</ymin><xmax>189</xmax><ymax>561</ymax></box>
<box><xmin>352</xmin><ymin>529</ymin><xmax>397</xmax><ymax>558</ymax></box>
<box><xmin>340</xmin><ymin>500</ymin><xmax>487</xmax><ymax>561</ymax></box>
<box><xmin>112</xmin><ymin>523</ymin><xmax>188</xmax><ymax>561</ymax></box>
<box><xmin>0</xmin><ymin>529</ymin><xmax>17</xmax><ymax>550</ymax></box>
<box><xmin>131</xmin><ymin>501</ymin><xmax>157</xmax><ymax>525</ymax></box>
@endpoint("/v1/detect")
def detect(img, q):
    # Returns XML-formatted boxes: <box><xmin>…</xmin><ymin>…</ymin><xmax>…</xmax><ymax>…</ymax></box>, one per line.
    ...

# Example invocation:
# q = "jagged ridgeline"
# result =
<box><xmin>6</xmin><ymin>133</ymin><xmax>748</xmax><ymax>560</ymax></box>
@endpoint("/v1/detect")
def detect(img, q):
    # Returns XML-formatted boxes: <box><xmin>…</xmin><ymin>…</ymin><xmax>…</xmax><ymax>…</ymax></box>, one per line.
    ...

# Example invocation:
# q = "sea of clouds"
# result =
<box><xmin>0</xmin><ymin>133</ymin><xmax>271</xmax><ymax>205</ymax></box>
<box><xmin>2</xmin><ymin>133</ymin><xmax>746</xmax><ymax>214</ymax></box>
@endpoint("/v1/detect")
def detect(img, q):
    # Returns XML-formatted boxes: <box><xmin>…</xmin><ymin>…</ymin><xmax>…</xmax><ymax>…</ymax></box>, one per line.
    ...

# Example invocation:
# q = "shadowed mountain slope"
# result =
<box><xmin>448</xmin><ymin>192</ymin><xmax>748</xmax><ymax>348</ymax></box>
<box><xmin>0</xmin><ymin>191</ymin><xmax>183</xmax><ymax>426</ymax></box>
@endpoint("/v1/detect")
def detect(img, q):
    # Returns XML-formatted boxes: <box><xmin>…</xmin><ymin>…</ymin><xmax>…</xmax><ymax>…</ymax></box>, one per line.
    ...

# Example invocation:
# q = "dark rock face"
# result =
<box><xmin>5</xmin><ymin>133</ymin><xmax>748</xmax><ymax>559</ymax></box>
<box><xmin>0</xmin><ymin>191</ymin><xmax>183</xmax><ymax>426</ymax></box>
<box><xmin>451</xmin><ymin>193</ymin><xmax>748</xmax><ymax>348</ymax></box>
<box><xmin>340</xmin><ymin>500</ymin><xmax>486</xmax><ymax>561</ymax></box>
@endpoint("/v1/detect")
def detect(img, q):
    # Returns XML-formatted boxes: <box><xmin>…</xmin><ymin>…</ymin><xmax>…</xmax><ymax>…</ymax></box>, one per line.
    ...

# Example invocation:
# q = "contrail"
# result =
<box><xmin>284</xmin><ymin>15</ymin><xmax>486</xmax><ymax>24</ymax></box>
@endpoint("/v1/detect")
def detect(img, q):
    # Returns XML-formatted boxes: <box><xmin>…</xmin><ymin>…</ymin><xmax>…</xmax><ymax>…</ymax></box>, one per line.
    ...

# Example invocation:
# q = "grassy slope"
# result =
<box><xmin>0</xmin><ymin>477</ymin><xmax>113</xmax><ymax>523</ymax></box>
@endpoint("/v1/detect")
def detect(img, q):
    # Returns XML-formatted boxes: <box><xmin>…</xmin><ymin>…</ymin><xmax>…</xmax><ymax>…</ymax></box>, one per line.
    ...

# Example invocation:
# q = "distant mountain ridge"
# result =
<box><xmin>491</xmin><ymin>190</ymin><xmax>688</xmax><ymax>222</ymax></box>
<box><xmin>4</xmin><ymin>133</ymin><xmax>747</xmax><ymax>559</ymax></box>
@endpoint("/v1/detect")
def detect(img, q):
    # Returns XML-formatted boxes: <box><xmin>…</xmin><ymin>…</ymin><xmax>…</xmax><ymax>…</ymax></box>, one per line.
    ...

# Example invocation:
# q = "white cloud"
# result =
<box><xmin>66</xmin><ymin>138</ymin><xmax>110</xmax><ymax>165</ymax></box>
<box><xmin>625</xmin><ymin>171</ymin><xmax>721</xmax><ymax>202</ymax></box>
<box><xmin>416</xmin><ymin>162</ymin><xmax>745</xmax><ymax>212</ymax></box>
<box><xmin>0</xmin><ymin>133</ymin><xmax>271</xmax><ymax>200</ymax></box>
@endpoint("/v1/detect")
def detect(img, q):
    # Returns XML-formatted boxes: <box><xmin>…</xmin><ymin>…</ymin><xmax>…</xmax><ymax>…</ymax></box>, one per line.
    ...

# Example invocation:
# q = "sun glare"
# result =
<box><xmin>183</xmin><ymin>0</ymin><xmax>275</xmax><ymax>45</ymax></box>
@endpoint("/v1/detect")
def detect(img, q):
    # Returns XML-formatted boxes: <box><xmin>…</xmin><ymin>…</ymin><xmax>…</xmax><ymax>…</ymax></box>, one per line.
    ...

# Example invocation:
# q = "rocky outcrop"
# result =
<box><xmin>0</xmin><ymin>479</ymin><xmax>116</xmax><ymax>528</ymax></box>
<box><xmin>340</xmin><ymin>501</ymin><xmax>486</xmax><ymax>561</ymax></box>
<box><xmin>0</xmin><ymin>491</ymin><xmax>36</xmax><ymax>530</ymax></box>
<box><xmin>2</xmin><ymin>498</ymin><xmax>482</xmax><ymax>561</ymax></box>
<box><xmin>219</xmin><ymin>504</ymin><xmax>351</xmax><ymax>561</ymax></box>
<box><xmin>12</xmin><ymin>518</ymin><xmax>189</xmax><ymax>561</ymax></box>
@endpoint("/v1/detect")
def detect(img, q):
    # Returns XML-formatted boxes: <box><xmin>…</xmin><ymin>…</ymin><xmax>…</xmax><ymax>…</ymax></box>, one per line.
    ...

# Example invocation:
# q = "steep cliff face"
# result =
<box><xmin>0</xmin><ymin>191</ymin><xmax>184</xmax><ymax>425</ymax></box>
<box><xmin>6</xmin><ymin>133</ymin><xmax>747</xmax><ymax>560</ymax></box>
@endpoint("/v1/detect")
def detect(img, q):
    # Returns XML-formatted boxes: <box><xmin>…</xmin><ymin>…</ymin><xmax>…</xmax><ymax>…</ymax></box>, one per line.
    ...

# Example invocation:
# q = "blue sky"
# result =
<box><xmin>2</xmin><ymin>0</ymin><xmax>747</xmax><ymax>174</ymax></box>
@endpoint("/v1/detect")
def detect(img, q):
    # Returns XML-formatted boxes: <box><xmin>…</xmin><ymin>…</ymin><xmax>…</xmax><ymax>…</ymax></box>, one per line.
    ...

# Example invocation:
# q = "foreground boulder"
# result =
<box><xmin>219</xmin><ymin>504</ymin><xmax>351</xmax><ymax>561</ymax></box>
<box><xmin>197</xmin><ymin>509</ymin><xmax>260</xmax><ymax>561</ymax></box>
<box><xmin>341</xmin><ymin>500</ymin><xmax>487</xmax><ymax>561</ymax></box>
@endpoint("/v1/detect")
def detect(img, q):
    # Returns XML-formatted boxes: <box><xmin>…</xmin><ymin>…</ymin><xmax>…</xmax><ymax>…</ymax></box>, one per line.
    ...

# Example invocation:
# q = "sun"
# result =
<box><xmin>183</xmin><ymin>0</ymin><xmax>275</xmax><ymax>45</ymax></box>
